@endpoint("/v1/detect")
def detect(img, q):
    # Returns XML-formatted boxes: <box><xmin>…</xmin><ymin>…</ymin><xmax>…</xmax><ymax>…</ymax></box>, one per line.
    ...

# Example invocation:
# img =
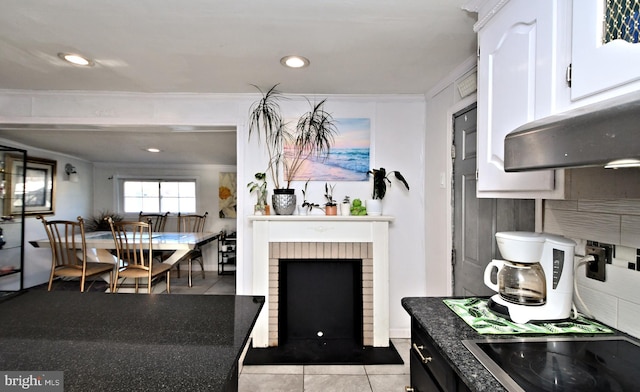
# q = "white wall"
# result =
<box><xmin>0</xmin><ymin>138</ymin><xmax>93</xmax><ymax>289</ymax></box>
<box><xmin>424</xmin><ymin>58</ymin><xmax>478</xmax><ymax>297</ymax></box>
<box><xmin>239</xmin><ymin>95</ymin><xmax>427</xmax><ymax>338</ymax></box>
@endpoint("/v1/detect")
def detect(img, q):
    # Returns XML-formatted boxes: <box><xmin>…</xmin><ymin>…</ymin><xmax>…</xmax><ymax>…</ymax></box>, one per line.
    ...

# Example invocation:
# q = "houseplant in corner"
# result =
<box><xmin>248</xmin><ymin>84</ymin><xmax>338</xmax><ymax>215</ymax></box>
<box><xmin>367</xmin><ymin>167</ymin><xmax>410</xmax><ymax>215</ymax></box>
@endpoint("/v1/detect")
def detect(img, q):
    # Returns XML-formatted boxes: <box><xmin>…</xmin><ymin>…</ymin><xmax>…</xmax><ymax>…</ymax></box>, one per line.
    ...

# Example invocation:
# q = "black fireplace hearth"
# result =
<box><xmin>243</xmin><ymin>338</ymin><xmax>404</xmax><ymax>365</ymax></box>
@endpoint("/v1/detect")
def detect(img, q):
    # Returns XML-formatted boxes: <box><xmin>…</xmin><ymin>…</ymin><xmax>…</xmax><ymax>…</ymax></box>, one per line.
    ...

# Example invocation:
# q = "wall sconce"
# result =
<box><xmin>65</xmin><ymin>163</ymin><xmax>79</xmax><ymax>182</ymax></box>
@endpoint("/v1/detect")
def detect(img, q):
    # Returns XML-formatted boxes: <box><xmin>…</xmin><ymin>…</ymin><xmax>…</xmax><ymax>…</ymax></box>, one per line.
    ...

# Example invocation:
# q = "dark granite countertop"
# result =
<box><xmin>402</xmin><ymin>297</ymin><xmax>507</xmax><ymax>392</ymax></box>
<box><xmin>0</xmin><ymin>290</ymin><xmax>264</xmax><ymax>392</ymax></box>
<box><xmin>402</xmin><ymin>297</ymin><xmax>638</xmax><ymax>392</ymax></box>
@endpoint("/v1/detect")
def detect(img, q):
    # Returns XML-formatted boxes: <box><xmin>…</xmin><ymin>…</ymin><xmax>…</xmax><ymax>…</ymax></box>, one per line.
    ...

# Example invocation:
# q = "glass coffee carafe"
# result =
<box><xmin>485</xmin><ymin>259</ymin><xmax>547</xmax><ymax>305</ymax></box>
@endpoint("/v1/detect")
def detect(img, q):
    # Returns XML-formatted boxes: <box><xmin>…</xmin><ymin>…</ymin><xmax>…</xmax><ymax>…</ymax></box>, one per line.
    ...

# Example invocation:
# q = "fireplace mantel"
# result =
<box><xmin>249</xmin><ymin>215</ymin><xmax>393</xmax><ymax>348</ymax></box>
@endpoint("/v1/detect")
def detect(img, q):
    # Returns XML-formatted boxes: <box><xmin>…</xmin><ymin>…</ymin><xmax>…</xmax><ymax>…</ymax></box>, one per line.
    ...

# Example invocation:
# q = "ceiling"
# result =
<box><xmin>0</xmin><ymin>0</ymin><xmax>478</xmax><ymax>165</ymax></box>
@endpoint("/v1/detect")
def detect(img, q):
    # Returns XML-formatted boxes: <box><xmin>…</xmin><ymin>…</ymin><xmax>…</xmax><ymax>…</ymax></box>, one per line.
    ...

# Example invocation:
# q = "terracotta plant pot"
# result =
<box><xmin>325</xmin><ymin>205</ymin><xmax>337</xmax><ymax>216</ymax></box>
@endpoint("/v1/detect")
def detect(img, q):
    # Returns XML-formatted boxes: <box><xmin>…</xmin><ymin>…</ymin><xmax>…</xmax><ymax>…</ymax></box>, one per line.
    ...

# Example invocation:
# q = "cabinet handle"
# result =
<box><xmin>405</xmin><ymin>387</ymin><xmax>415</xmax><ymax>392</ymax></box>
<box><xmin>412</xmin><ymin>343</ymin><xmax>433</xmax><ymax>364</ymax></box>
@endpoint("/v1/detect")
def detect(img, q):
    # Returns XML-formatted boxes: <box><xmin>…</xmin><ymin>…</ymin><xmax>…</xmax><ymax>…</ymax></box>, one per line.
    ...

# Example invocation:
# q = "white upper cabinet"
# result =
<box><xmin>571</xmin><ymin>0</ymin><xmax>640</xmax><ymax>101</ymax></box>
<box><xmin>476</xmin><ymin>0</ymin><xmax>566</xmax><ymax>198</ymax></box>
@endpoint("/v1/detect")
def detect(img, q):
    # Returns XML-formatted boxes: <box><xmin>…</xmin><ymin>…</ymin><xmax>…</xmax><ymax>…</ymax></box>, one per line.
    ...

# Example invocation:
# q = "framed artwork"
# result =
<box><xmin>286</xmin><ymin>117</ymin><xmax>371</xmax><ymax>181</ymax></box>
<box><xmin>219</xmin><ymin>172</ymin><xmax>237</xmax><ymax>218</ymax></box>
<box><xmin>4</xmin><ymin>155</ymin><xmax>56</xmax><ymax>216</ymax></box>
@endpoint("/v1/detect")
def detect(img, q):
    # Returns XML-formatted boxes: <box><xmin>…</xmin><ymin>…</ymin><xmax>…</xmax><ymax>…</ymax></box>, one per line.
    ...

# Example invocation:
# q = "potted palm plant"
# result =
<box><xmin>366</xmin><ymin>167</ymin><xmax>410</xmax><ymax>215</ymax></box>
<box><xmin>248</xmin><ymin>84</ymin><xmax>338</xmax><ymax>215</ymax></box>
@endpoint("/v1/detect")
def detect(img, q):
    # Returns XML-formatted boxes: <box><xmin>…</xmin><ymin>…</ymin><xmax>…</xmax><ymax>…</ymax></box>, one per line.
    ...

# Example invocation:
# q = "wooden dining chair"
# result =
<box><xmin>37</xmin><ymin>215</ymin><xmax>115</xmax><ymax>293</ymax></box>
<box><xmin>176</xmin><ymin>211</ymin><xmax>208</xmax><ymax>287</ymax></box>
<box><xmin>107</xmin><ymin>217</ymin><xmax>172</xmax><ymax>294</ymax></box>
<box><xmin>138</xmin><ymin>211</ymin><xmax>171</xmax><ymax>262</ymax></box>
<box><xmin>138</xmin><ymin>211</ymin><xmax>169</xmax><ymax>232</ymax></box>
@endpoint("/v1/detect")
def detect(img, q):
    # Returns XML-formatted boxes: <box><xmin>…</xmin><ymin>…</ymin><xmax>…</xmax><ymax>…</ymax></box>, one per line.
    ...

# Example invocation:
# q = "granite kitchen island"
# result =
<box><xmin>0</xmin><ymin>291</ymin><xmax>264</xmax><ymax>392</ymax></box>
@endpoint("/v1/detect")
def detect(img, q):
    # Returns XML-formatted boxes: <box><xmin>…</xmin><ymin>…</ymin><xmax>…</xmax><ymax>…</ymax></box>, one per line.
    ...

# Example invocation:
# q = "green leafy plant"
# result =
<box><xmin>248</xmin><ymin>84</ymin><xmax>338</xmax><ymax>189</ymax></box>
<box><xmin>247</xmin><ymin>172</ymin><xmax>267</xmax><ymax>205</ymax></box>
<box><xmin>85</xmin><ymin>210</ymin><xmax>123</xmax><ymax>232</ymax></box>
<box><xmin>301</xmin><ymin>179</ymin><xmax>320</xmax><ymax>211</ymax></box>
<box><xmin>324</xmin><ymin>183</ymin><xmax>336</xmax><ymax>206</ymax></box>
<box><xmin>368</xmin><ymin>167</ymin><xmax>410</xmax><ymax>200</ymax></box>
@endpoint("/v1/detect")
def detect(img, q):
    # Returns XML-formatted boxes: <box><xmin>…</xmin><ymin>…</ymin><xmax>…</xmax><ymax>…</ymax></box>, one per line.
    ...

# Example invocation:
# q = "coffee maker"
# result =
<box><xmin>483</xmin><ymin>231</ymin><xmax>576</xmax><ymax>324</ymax></box>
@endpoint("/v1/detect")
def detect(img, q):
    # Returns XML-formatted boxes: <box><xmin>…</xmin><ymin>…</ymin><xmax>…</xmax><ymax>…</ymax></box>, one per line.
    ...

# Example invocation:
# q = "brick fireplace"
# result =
<box><xmin>249</xmin><ymin>215</ymin><xmax>392</xmax><ymax>348</ymax></box>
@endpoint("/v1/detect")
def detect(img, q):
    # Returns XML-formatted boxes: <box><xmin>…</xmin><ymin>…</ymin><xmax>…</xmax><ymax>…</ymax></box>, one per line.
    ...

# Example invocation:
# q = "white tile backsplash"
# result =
<box><xmin>618</xmin><ymin>300</ymin><xmax>640</xmax><ymax>338</ymax></box>
<box><xmin>545</xmin><ymin>198</ymin><xmax>640</xmax><ymax>338</ymax></box>
<box><xmin>573</xmin><ymin>284</ymin><xmax>618</xmax><ymax>328</ymax></box>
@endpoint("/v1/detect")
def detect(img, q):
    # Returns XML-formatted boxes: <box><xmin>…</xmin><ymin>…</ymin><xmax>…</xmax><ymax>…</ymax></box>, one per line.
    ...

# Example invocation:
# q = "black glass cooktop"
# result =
<box><xmin>463</xmin><ymin>336</ymin><xmax>640</xmax><ymax>392</ymax></box>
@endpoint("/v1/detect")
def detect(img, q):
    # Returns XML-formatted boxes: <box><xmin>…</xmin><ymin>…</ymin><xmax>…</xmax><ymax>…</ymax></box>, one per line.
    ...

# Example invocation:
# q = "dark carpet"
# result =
<box><xmin>243</xmin><ymin>338</ymin><xmax>404</xmax><ymax>366</ymax></box>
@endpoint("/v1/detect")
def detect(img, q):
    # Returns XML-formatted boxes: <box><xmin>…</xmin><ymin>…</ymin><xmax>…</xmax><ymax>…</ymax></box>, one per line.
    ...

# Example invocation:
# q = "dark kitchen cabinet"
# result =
<box><xmin>0</xmin><ymin>147</ymin><xmax>26</xmax><ymax>292</ymax></box>
<box><xmin>407</xmin><ymin>319</ymin><xmax>470</xmax><ymax>392</ymax></box>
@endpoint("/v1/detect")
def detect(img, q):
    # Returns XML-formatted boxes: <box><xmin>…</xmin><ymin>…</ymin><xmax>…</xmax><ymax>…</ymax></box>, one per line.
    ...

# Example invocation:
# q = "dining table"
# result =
<box><xmin>30</xmin><ymin>231</ymin><xmax>219</xmax><ymax>292</ymax></box>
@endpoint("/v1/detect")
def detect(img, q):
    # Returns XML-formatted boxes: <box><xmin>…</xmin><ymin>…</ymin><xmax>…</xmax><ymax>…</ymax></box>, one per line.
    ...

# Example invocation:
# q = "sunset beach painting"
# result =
<box><xmin>286</xmin><ymin>117</ymin><xmax>371</xmax><ymax>181</ymax></box>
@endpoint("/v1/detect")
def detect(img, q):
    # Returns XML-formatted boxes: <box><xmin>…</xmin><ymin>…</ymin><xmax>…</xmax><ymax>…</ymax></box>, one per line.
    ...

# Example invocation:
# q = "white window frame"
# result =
<box><xmin>119</xmin><ymin>178</ymin><xmax>198</xmax><ymax>214</ymax></box>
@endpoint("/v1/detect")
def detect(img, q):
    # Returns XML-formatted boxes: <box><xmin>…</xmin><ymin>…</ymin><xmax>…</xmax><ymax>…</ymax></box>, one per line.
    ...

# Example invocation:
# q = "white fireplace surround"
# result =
<box><xmin>249</xmin><ymin>215</ymin><xmax>393</xmax><ymax>348</ymax></box>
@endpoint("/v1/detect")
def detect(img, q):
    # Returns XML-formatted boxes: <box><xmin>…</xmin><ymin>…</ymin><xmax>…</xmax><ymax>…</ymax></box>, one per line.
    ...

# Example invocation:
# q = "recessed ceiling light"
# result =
<box><xmin>58</xmin><ymin>52</ymin><xmax>94</xmax><ymax>66</ymax></box>
<box><xmin>280</xmin><ymin>55</ymin><xmax>310</xmax><ymax>69</ymax></box>
<box><xmin>146</xmin><ymin>148</ymin><xmax>162</xmax><ymax>153</ymax></box>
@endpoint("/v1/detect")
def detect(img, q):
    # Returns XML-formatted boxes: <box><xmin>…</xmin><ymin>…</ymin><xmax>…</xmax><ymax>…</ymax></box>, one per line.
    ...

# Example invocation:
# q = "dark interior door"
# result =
<box><xmin>452</xmin><ymin>104</ymin><xmax>535</xmax><ymax>296</ymax></box>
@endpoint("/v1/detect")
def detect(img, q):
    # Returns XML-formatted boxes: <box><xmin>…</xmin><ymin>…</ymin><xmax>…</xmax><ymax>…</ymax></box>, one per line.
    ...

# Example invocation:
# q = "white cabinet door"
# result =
<box><xmin>477</xmin><ymin>0</ymin><xmax>563</xmax><ymax>198</ymax></box>
<box><xmin>571</xmin><ymin>0</ymin><xmax>640</xmax><ymax>100</ymax></box>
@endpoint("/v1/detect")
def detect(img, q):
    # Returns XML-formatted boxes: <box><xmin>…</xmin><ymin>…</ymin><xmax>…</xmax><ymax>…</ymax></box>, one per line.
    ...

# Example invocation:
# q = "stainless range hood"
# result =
<box><xmin>504</xmin><ymin>90</ymin><xmax>640</xmax><ymax>172</ymax></box>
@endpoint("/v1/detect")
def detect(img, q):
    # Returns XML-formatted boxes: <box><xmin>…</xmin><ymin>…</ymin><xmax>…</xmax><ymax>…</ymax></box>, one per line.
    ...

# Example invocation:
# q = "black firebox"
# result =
<box><xmin>279</xmin><ymin>258</ymin><xmax>363</xmax><ymax>346</ymax></box>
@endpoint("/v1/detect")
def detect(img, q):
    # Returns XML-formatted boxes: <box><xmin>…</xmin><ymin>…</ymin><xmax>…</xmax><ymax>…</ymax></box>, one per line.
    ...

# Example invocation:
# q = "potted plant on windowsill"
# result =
<box><xmin>248</xmin><ymin>84</ymin><xmax>338</xmax><ymax>215</ymax></box>
<box><xmin>324</xmin><ymin>183</ymin><xmax>337</xmax><ymax>215</ymax></box>
<box><xmin>366</xmin><ymin>167</ymin><xmax>410</xmax><ymax>215</ymax></box>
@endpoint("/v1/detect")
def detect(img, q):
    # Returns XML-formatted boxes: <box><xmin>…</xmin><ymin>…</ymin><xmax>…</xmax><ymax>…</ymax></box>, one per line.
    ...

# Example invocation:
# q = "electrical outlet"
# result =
<box><xmin>586</xmin><ymin>245</ymin><xmax>606</xmax><ymax>281</ymax></box>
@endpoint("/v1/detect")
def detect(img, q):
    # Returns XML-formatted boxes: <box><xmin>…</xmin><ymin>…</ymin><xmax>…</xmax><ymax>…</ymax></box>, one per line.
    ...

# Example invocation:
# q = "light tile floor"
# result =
<box><xmin>170</xmin><ymin>272</ymin><xmax>411</xmax><ymax>392</ymax></box>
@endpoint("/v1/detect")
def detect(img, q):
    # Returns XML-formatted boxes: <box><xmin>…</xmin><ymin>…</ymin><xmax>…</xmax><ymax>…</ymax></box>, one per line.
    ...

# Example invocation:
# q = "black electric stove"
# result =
<box><xmin>463</xmin><ymin>336</ymin><xmax>640</xmax><ymax>392</ymax></box>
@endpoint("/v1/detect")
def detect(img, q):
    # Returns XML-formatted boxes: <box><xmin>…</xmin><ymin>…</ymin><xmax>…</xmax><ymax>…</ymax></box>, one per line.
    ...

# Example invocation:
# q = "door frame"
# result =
<box><xmin>445</xmin><ymin>94</ymin><xmax>478</xmax><ymax>296</ymax></box>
